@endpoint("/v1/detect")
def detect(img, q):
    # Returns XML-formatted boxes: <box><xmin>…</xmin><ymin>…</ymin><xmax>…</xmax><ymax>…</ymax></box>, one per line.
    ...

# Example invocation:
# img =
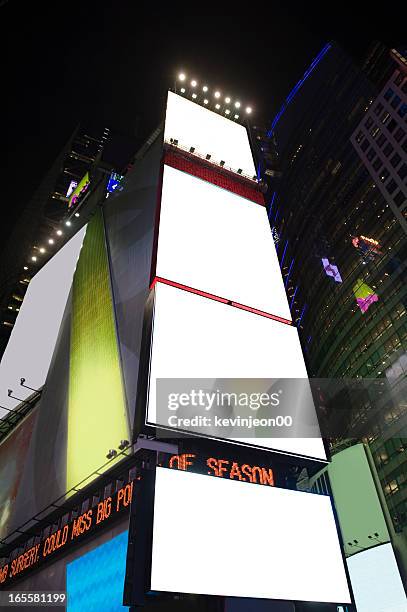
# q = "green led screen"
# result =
<box><xmin>67</xmin><ymin>210</ymin><xmax>129</xmax><ymax>491</ymax></box>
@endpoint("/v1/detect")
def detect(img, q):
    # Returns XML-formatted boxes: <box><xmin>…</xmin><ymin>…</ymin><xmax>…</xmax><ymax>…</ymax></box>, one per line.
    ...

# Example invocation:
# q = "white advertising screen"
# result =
<box><xmin>151</xmin><ymin>468</ymin><xmax>351</xmax><ymax>603</ymax></box>
<box><xmin>347</xmin><ymin>543</ymin><xmax>406</xmax><ymax>612</ymax></box>
<box><xmin>164</xmin><ymin>91</ymin><xmax>256</xmax><ymax>177</ymax></box>
<box><xmin>156</xmin><ymin>165</ymin><xmax>291</xmax><ymax>320</ymax></box>
<box><xmin>0</xmin><ymin>227</ymin><xmax>87</xmax><ymax>417</ymax></box>
<box><xmin>146</xmin><ymin>282</ymin><xmax>326</xmax><ymax>460</ymax></box>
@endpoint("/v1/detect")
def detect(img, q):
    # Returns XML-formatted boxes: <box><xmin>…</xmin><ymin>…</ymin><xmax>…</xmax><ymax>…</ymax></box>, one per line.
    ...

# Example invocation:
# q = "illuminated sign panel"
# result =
<box><xmin>0</xmin><ymin>227</ymin><xmax>87</xmax><ymax>417</ymax></box>
<box><xmin>69</xmin><ymin>172</ymin><xmax>90</xmax><ymax>208</ymax></box>
<box><xmin>146</xmin><ymin>282</ymin><xmax>326</xmax><ymax>460</ymax></box>
<box><xmin>164</xmin><ymin>91</ymin><xmax>256</xmax><ymax>177</ymax></box>
<box><xmin>156</xmin><ymin>165</ymin><xmax>291</xmax><ymax>319</ymax></box>
<box><xmin>150</xmin><ymin>467</ymin><xmax>351</xmax><ymax>603</ymax></box>
<box><xmin>346</xmin><ymin>544</ymin><xmax>406</xmax><ymax>612</ymax></box>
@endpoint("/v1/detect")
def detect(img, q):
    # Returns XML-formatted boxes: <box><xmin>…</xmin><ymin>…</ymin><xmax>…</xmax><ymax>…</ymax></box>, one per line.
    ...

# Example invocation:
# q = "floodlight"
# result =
<box><xmin>191</xmin><ymin>80</ymin><xmax>197</xmax><ymax>87</ymax></box>
<box><xmin>246</xmin><ymin>107</ymin><xmax>252</xmax><ymax>114</ymax></box>
<box><xmin>225</xmin><ymin>97</ymin><xmax>231</xmax><ymax>103</ymax></box>
<box><xmin>235</xmin><ymin>101</ymin><xmax>241</xmax><ymax>108</ymax></box>
<box><xmin>178</xmin><ymin>73</ymin><xmax>186</xmax><ymax>81</ymax></box>
<box><xmin>202</xmin><ymin>85</ymin><xmax>208</xmax><ymax>92</ymax></box>
<box><xmin>214</xmin><ymin>91</ymin><xmax>221</xmax><ymax>98</ymax></box>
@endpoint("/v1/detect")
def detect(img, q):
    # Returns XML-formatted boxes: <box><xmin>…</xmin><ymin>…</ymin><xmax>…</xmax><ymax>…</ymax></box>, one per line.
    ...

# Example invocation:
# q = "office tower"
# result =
<box><xmin>265</xmin><ymin>42</ymin><xmax>407</xmax><ymax>579</ymax></box>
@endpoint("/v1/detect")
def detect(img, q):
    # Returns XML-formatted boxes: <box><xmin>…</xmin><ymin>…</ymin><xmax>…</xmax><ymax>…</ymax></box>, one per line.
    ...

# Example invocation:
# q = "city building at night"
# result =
<box><xmin>0</xmin><ymin>79</ymin><xmax>355</xmax><ymax>611</ymax></box>
<box><xmin>264</xmin><ymin>41</ymin><xmax>407</xmax><ymax>586</ymax></box>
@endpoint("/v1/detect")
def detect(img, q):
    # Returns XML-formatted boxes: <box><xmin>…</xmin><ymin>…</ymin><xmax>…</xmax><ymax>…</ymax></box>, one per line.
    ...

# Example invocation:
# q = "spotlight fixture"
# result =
<box><xmin>203</xmin><ymin>99</ymin><xmax>209</xmax><ymax>105</ymax></box>
<box><xmin>225</xmin><ymin>97</ymin><xmax>231</xmax><ymax>103</ymax></box>
<box><xmin>74</xmin><ymin>212</ymin><xmax>80</xmax><ymax>217</ymax></box>
<box><xmin>39</xmin><ymin>247</ymin><xmax>45</xmax><ymax>254</ymax></box>
<box><xmin>118</xmin><ymin>439</ymin><xmax>130</xmax><ymax>450</ymax></box>
<box><xmin>191</xmin><ymin>80</ymin><xmax>197</xmax><ymax>87</ymax></box>
<box><xmin>202</xmin><ymin>85</ymin><xmax>208</xmax><ymax>92</ymax></box>
<box><xmin>235</xmin><ymin>101</ymin><xmax>241</xmax><ymax>108</ymax></box>
<box><xmin>214</xmin><ymin>91</ymin><xmax>221</xmax><ymax>98</ymax></box>
<box><xmin>246</xmin><ymin>106</ymin><xmax>252</xmax><ymax>114</ymax></box>
<box><xmin>106</xmin><ymin>449</ymin><xmax>118</xmax><ymax>460</ymax></box>
<box><xmin>56</xmin><ymin>230</ymin><xmax>63</xmax><ymax>236</ymax></box>
<box><xmin>234</xmin><ymin>114</ymin><xmax>239</xmax><ymax>119</ymax></box>
<box><xmin>237</xmin><ymin>168</ymin><xmax>243</xmax><ymax>174</ymax></box>
<box><xmin>65</xmin><ymin>220</ymin><xmax>72</xmax><ymax>227</ymax></box>
<box><xmin>189</xmin><ymin>146</ymin><xmax>195</xmax><ymax>153</ymax></box>
<box><xmin>48</xmin><ymin>239</ymin><xmax>54</xmax><ymax>245</ymax></box>
<box><xmin>225</xmin><ymin>109</ymin><xmax>230</xmax><ymax>115</ymax></box>
<box><xmin>215</xmin><ymin>103</ymin><xmax>220</xmax><ymax>109</ymax></box>
<box><xmin>31</xmin><ymin>256</ymin><xmax>37</xmax><ymax>262</ymax></box>
<box><xmin>24</xmin><ymin>266</ymin><xmax>28</xmax><ymax>270</ymax></box>
<box><xmin>205</xmin><ymin>154</ymin><xmax>211</xmax><ymax>160</ymax></box>
<box><xmin>220</xmin><ymin>160</ymin><xmax>225</xmax><ymax>167</ymax></box>
<box><xmin>178</xmin><ymin>73</ymin><xmax>186</xmax><ymax>81</ymax></box>
<box><xmin>192</xmin><ymin>93</ymin><xmax>197</xmax><ymax>99</ymax></box>
<box><xmin>180</xmin><ymin>87</ymin><xmax>186</xmax><ymax>93</ymax></box>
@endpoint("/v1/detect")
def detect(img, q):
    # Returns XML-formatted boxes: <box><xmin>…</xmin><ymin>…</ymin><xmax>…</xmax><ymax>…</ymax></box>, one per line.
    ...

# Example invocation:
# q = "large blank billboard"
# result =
<box><xmin>156</xmin><ymin>165</ymin><xmax>291</xmax><ymax>320</ymax></box>
<box><xmin>146</xmin><ymin>282</ymin><xmax>326</xmax><ymax>461</ymax></box>
<box><xmin>347</xmin><ymin>543</ymin><xmax>405</xmax><ymax>612</ymax></box>
<box><xmin>164</xmin><ymin>91</ymin><xmax>256</xmax><ymax>177</ymax></box>
<box><xmin>0</xmin><ymin>227</ymin><xmax>87</xmax><ymax>417</ymax></box>
<box><xmin>151</xmin><ymin>468</ymin><xmax>351</xmax><ymax>604</ymax></box>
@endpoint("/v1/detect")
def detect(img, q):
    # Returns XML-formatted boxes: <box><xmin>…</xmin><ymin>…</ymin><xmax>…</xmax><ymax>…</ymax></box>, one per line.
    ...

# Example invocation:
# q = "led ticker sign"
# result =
<box><xmin>0</xmin><ymin>481</ymin><xmax>134</xmax><ymax>587</ymax></box>
<box><xmin>167</xmin><ymin>453</ymin><xmax>275</xmax><ymax>486</ymax></box>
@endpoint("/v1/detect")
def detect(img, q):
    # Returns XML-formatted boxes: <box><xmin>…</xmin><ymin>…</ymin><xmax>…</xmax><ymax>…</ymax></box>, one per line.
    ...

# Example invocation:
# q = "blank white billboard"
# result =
<box><xmin>0</xmin><ymin>227</ymin><xmax>87</xmax><ymax>417</ymax></box>
<box><xmin>164</xmin><ymin>91</ymin><xmax>256</xmax><ymax>177</ymax></box>
<box><xmin>146</xmin><ymin>282</ymin><xmax>326</xmax><ymax>460</ymax></box>
<box><xmin>151</xmin><ymin>468</ymin><xmax>351</xmax><ymax>603</ymax></box>
<box><xmin>347</xmin><ymin>543</ymin><xmax>406</xmax><ymax>612</ymax></box>
<box><xmin>156</xmin><ymin>165</ymin><xmax>291</xmax><ymax>320</ymax></box>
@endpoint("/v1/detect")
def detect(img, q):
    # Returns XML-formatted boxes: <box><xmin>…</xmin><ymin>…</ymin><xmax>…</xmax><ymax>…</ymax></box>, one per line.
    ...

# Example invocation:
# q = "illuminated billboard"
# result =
<box><xmin>0</xmin><ymin>227</ymin><xmax>87</xmax><ymax>417</ymax></box>
<box><xmin>145</xmin><ymin>281</ymin><xmax>326</xmax><ymax>460</ymax></box>
<box><xmin>156</xmin><ymin>165</ymin><xmax>291</xmax><ymax>319</ymax></box>
<box><xmin>164</xmin><ymin>91</ymin><xmax>256</xmax><ymax>177</ymax></box>
<box><xmin>150</xmin><ymin>467</ymin><xmax>351</xmax><ymax>603</ymax></box>
<box><xmin>325</xmin><ymin>444</ymin><xmax>390</xmax><ymax>554</ymax></box>
<box><xmin>347</xmin><ymin>544</ymin><xmax>405</xmax><ymax>612</ymax></box>
<box><xmin>69</xmin><ymin>172</ymin><xmax>90</xmax><ymax>208</ymax></box>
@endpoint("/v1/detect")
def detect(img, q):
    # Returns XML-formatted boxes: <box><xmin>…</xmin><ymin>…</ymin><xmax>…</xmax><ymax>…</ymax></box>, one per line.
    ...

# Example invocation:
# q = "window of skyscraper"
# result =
<box><xmin>390</xmin><ymin>152</ymin><xmax>401</xmax><ymax>167</ymax></box>
<box><xmin>377</xmin><ymin>133</ymin><xmax>386</xmax><ymax>147</ymax></box>
<box><xmin>394</xmin><ymin>127</ymin><xmax>405</xmax><ymax>142</ymax></box>
<box><xmin>367</xmin><ymin>148</ymin><xmax>376</xmax><ymax>162</ymax></box>
<box><xmin>402</xmin><ymin>139</ymin><xmax>407</xmax><ymax>154</ymax></box>
<box><xmin>374</xmin><ymin>102</ymin><xmax>384</xmax><ymax>115</ymax></box>
<box><xmin>386</xmin><ymin>179</ymin><xmax>397</xmax><ymax>194</ymax></box>
<box><xmin>356</xmin><ymin>130</ymin><xmax>364</xmax><ymax>143</ymax></box>
<box><xmin>387</xmin><ymin>118</ymin><xmax>397</xmax><ymax>133</ymax></box>
<box><xmin>381</xmin><ymin>111</ymin><xmax>390</xmax><ymax>124</ymax></box>
<box><xmin>398</xmin><ymin>103</ymin><xmax>407</xmax><ymax>118</ymax></box>
<box><xmin>402</xmin><ymin>81</ymin><xmax>407</xmax><ymax>94</ymax></box>
<box><xmin>397</xmin><ymin>163</ymin><xmax>407</xmax><ymax>180</ymax></box>
<box><xmin>394</xmin><ymin>72</ymin><xmax>403</xmax><ymax>86</ymax></box>
<box><xmin>373</xmin><ymin>158</ymin><xmax>383</xmax><ymax>172</ymax></box>
<box><xmin>383</xmin><ymin>143</ymin><xmax>394</xmax><ymax>157</ymax></box>
<box><xmin>390</xmin><ymin>95</ymin><xmax>401</xmax><ymax>109</ymax></box>
<box><xmin>394</xmin><ymin>191</ymin><xmax>406</xmax><ymax>207</ymax></box>
<box><xmin>384</xmin><ymin>87</ymin><xmax>394</xmax><ymax>100</ymax></box>
<box><xmin>361</xmin><ymin>138</ymin><xmax>370</xmax><ymax>152</ymax></box>
<box><xmin>365</xmin><ymin>117</ymin><xmax>374</xmax><ymax>129</ymax></box>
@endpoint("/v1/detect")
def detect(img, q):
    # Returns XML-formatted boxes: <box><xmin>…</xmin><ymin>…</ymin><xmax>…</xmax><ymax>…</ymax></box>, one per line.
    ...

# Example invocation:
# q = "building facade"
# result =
<box><xmin>266</xmin><ymin>42</ymin><xmax>407</xmax><ymax>567</ymax></box>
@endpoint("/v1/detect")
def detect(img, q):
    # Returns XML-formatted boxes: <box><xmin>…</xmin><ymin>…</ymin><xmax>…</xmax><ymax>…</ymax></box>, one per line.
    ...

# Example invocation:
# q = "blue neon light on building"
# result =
<box><xmin>269</xmin><ymin>43</ymin><xmax>332</xmax><ymax>134</ymax></box>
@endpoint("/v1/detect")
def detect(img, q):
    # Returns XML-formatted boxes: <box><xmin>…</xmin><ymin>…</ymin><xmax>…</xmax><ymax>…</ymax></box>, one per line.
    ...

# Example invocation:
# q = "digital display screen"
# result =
<box><xmin>0</xmin><ymin>227</ymin><xmax>87</xmax><ymax>417</ymax></box>
<box><xmin>156</xmin><ymin>165</ymin><xmax>291</xmax><ymax>320</ymax></box>
<box><xmin>346</xmin><ymin>543</ymin><xmax>405</xmax><ymax>612</ymax></box>
<box><xmin>150</xmin><ymin>468</ymin><xmax>351</xmax><ymax>603</ymax></box>
<box><xmin>67</xmin><ymin>530</ymin><xmax>129</xmax><ymax>611</ymax></box>
<box><xmin>146</xmin><ymin>282</ymin><xmax>326</xmax><ymax>461</ymax></box>
<box><xmin>164</xmin><ymin>91</ymin><xmax>256</xmax><ymax>177</ymax></box>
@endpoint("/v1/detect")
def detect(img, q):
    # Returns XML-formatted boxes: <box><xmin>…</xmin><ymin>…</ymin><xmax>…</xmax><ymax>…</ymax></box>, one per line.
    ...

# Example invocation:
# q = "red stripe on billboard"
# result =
<box><xmin>150</xmin><ymin>277</ymin><xmax>292</xmax><ymax>326</ymax></box>
<box><xmin>163</xmin><ymin>150</ymin><xmax>264</xmax><ymax>206</ymax></box>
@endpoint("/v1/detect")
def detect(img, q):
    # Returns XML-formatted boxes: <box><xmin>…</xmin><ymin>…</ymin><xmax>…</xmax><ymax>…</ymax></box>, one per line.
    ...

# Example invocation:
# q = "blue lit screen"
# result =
<box><xmin>66</xmin><ymin>530</ymin><xmax>128</xmax><ymax>611</ymax></box>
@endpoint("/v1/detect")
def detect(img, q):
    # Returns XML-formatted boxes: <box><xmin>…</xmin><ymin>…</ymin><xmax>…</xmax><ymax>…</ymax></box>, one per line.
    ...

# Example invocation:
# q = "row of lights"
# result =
<box><xmin>29</xmin><ymin>214</ymin><xmax>80</xmax><ymax>263</ymax></box>
<box><xmin>178</xmin><ymin>73</ymin><xmax>252</xmax><ymax>116</ymax></box>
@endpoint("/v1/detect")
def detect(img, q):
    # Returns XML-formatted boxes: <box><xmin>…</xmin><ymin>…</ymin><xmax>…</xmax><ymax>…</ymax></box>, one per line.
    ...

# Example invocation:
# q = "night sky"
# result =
<box><xmin>1</xmin><ymin>1</ymin><xmax>404</xmax><ymax>244</ymax></box>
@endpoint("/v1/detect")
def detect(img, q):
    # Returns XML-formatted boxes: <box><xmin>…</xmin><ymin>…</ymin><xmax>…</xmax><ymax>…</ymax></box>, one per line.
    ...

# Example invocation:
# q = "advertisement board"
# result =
<box><xmin>156</xmin><ymin>165</ymin><xmax>291</xmax><ymax>320</ymax></box>
<box><xmin>150</xmin><ymin>467</ymin><xmax>351</xmax><ymax>603</ymax></box>
<box><xmin>164</xmin><ymin>91</ymin><xmax>256</xmax><ymax>177</ymax></box>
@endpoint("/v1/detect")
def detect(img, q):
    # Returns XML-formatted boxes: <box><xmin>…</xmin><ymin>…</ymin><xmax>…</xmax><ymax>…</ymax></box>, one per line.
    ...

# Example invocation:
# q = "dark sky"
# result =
<box><xmin>1</xmin><ymin>1</ymin><xmax>404</xmax><ymax>242</ymax></box>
